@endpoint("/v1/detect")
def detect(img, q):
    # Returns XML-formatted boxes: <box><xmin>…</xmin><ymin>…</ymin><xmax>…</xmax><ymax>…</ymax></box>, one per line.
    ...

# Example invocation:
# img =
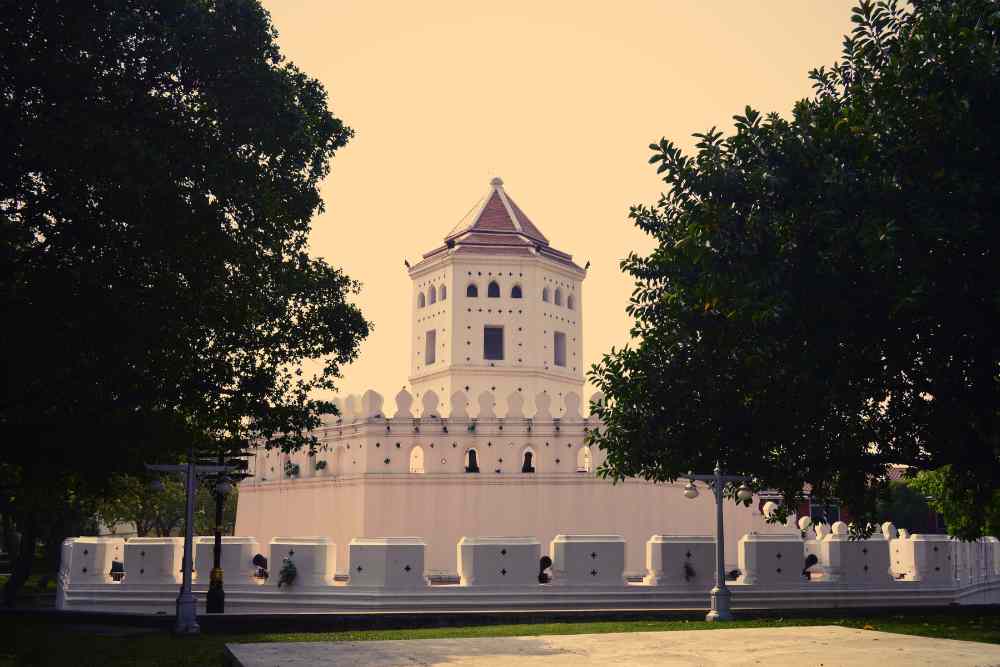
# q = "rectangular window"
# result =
<box><xmin>425</xmin><ymin>329</ymin><xmax>436</xmax><ymax>364</ymax></box>
<box><xmin>484</xmin><ymin>326</ymin><xmax>504</xmax><ymax>360</ymax></box>
<box><xmin>553</xmin><ymin>331</ymin><xmax>566</xmax><ymax>367</ymax></box>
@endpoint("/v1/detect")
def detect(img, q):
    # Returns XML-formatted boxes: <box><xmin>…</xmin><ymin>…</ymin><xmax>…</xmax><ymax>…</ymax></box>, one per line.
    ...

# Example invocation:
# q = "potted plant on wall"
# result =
<box><xmin>283</xmin><ymin>461</ymin><xmax>300</xmax><ymax>478</ymax></box>
<box><xmin>314</xmin><ymin>460</ymin><xmax>327</xmax><ymax>473</ymax></box>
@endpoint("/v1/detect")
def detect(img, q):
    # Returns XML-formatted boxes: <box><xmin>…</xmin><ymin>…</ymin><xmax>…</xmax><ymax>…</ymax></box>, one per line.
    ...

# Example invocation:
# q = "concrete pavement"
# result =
<box><xmin>226</xmin><ymin>625</ymin><xmax>1000</xmax><ymax>666</ymax></box>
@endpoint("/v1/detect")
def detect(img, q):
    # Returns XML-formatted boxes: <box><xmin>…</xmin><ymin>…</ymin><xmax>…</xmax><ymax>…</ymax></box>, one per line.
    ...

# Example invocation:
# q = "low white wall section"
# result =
<box><xmin>64</xmin><ymin>536</ymin><xmax>125</xmax><ymax>584</ymax></box>
<box><xmin>457</xmin><ymin>537</ymin><xmax>540</xmax><ymax>587</ymax></box>
<box><xmin>816</xmin><ymin>523</ymin><xmax>892</xmax><ymax>585</ymax></box>
<box><xmin>737</xmin><ymin>533</ymin><xmax>805</xmax><ymax>586</ymax></box>
<box><xmin>123</xmin><ymin>537</ymin><xmax>181</xmax><ymax>586</ymax></box>
<box><xmin>269</xmin><ymin>537</ymin><xmax>336</xmax><ymax>588</ymax></box>
<box><xmin>905</xmin><ymin>534</ymin><xmax>955</xmax><ymax>585</ymax></box>
<box><xmin>193</xmin><ymin>536</ymin><xmax>259</xmax><ymax>584</ymax></box>
<box><xmin>347</xmin><ymin>537</ymin><xmax>427</xmax><ymax>588</ymax></box>
<box><xmin>549</xmin><ymin>534</ymin><xmax>625</xmax><ymax>586</ymax></box>
<box><xmin>643</xmin><ymin>535</ymin><xmax>714</xmax><ymax>588</ymax></box>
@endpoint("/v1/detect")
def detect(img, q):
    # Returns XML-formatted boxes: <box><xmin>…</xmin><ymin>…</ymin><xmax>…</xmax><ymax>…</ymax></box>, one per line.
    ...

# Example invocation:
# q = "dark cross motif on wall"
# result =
<box><xmin>685</xmin><ymin>551</ymin><xmax>692</xmax><ymax>559</ymax></box>
<box><xmin>404</xmin><ymin>565</ymin><xmax>411</xmax><ymax>572</ymax></box>
<box><xmin>590</xmin><ymin>552</ymin><xmax>597</xmax><ymax>559</ymax></box>
<box><xmin>590</xmin><ymin>569</ymin><xmax>598</xmax><ymax>576</ymax></box>
<box><xmin>501</xmin><ymin>569</ymin><xmax>507</xmax><ymax>576</ymax></box>
<box><xmin>500</xmin><ymin>549</ymin><xmax>507</xmax><ymax>556</ymax></box>
<box><xmin>356</xmin><ymin>566</ymin><xmax>363</xmax><ymax>572</ymax></box>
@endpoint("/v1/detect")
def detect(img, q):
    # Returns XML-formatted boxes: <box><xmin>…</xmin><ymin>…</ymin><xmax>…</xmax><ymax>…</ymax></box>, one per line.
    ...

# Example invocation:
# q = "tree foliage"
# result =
<box><xmin>95</xmin><ymin>474</ymin><xmax>238</xmax><ymax>538</ymax></box>
<box><xmin>588</xmin><ymin>0</ymin><xmax>999</xmax><ymax>537</ymax></box>
<box><xmin>908</xmin><ymin>467</ymin><xmax>1000</xmax><ymax>538</ymax></box>
<box><xmin>0</xmin><ymin>0</ymin><xmax>369</xmax><ymax>603</ymax></box>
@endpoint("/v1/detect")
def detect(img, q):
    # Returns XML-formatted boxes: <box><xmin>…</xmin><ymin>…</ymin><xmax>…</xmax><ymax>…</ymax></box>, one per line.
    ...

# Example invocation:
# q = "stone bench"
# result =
<box><xmin>643</xmin><ymin>535</ymin><xmax>714</xmax><ymax>587</ymax></box>
<box><xmin>193</xmin><ymin>536</ymin><xmax>259</xmax><ymax>585</ymax></box>
<box><xmin>122</xmin><ymin>537</ymin><xmax>182</xmax><ymax>586</ymax></box>
<box><xmin>549</xmin><ymin>534</ymin><xmax>625</xmax><ymax>586</ymax></box>
<box><xmin>347</xmin><ymin>537</ymin><xmax>426</xmax><ymax>588</ymax></box>
<box><xmin>457</xmin><ymin>537</ymin><xmax>539</xmax><ymax>587</ymax></box>
<box><xmin>269</xmin><ymin>537</ymin><xmax>336</xmax><ymax>588</ymax></box>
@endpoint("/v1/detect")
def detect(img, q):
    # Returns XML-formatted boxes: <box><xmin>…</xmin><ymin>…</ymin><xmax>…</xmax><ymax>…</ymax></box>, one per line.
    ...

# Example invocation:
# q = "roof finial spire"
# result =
<box><xmin>490</xmin><ymin>176</ymin><xmax>504</xmax><ymax>188</ymax></box>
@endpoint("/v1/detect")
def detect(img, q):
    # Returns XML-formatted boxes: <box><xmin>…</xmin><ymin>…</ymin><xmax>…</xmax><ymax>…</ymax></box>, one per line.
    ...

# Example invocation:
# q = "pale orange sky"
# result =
<box><xmin>261</xmin><ymin>0</ymin><xmax>857</xmax><ymax>400</ymax></box>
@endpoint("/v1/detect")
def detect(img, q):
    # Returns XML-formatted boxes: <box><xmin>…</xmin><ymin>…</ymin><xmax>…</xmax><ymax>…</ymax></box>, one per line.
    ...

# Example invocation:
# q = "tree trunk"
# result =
<box><xmin>3</xmin><ymin>515</ymin><xmax>37</xmax><ymax>607</ymax></box>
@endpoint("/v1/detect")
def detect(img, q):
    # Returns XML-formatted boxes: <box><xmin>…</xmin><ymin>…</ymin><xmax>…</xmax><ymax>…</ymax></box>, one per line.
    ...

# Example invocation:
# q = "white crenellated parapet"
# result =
<box><xmin>549</xmin><ymin>534</ymin><xmax>626</xmax><ymax>586</ymax></box>
<box><xmin>122</xmin><ymin>537</ymin><xmax>182</xmax><ymax>586</ymax></box>
<box><xmin>816</xmin><ymin>522</ymin><xmax>892</xmax><ymax>585</ymax></box>
<box><xmin>394</xmin><ymin>389</ymin><xmax>414</xmax><ymax>418</ymax></box>
<box><xmin>892</xmin><ymin>533</ymin><xmax>955</xmax><ymax>585</ymax></box>
<box><xmin>347</xmin><ymin>537</ymin><xmax>427</xmax><ymax>588</ymax></box>
<box><xmin>193</xmin><ymin>536</ymin><xmax>259</xmax><ymax>585</ymax></box>
<box><xmin>58</xmin><ymin>536</ymin><xmax>125</xmax><ymax>592</ymax></box>
<box><xmin>457</xmin><ymin>537</ymin><xmax>540</xmax><ymax>587</ymax></box>
<box><xmin>737</xmin><ymin>502</ymin><xmax>805</xmax><ymax>586</ymax></box>
<box><xmin>361</xmin><ymin>390</ymin><xmax>384</xmax><ymax>419</ymax></box>
<box><xmin>986</xmin><ymin>536</ymin><xmax>1000</xmax><ymax>579</ymax></box>
<box><xmin>643</xmin><ymin>535</ymin><xmax>714</xmax><ymax>587</ymax></box>
<box><xmin>269</xmin><ymin>537</ymin><xmax>336</xmax><ymax>588</ymax></box>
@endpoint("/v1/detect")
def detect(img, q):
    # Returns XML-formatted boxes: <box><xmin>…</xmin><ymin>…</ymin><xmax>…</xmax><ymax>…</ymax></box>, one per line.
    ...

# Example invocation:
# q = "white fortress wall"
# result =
<box><xmin>234</xmin><ymin>389</ymin><xmax>757</xmax><ymax>576</ymax></box>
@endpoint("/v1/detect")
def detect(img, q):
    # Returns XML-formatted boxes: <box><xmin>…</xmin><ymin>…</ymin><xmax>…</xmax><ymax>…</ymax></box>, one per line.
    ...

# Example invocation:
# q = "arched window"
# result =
<box><xmin>554</xmin><ymin>288</ymin><xmax>562</xmax><ymax>306</ymax></box>
<box><xmin>566</xmin><ymin>294</ymin><xmax>574</xmax><ymax>310</ymax></box>
<box><xmin>417</xmin><ymin>292</ymin><xmax>426</xmax><ymax>308</ymax></box>
<box><xmin>428</xmin><ymin>285</ymin><xmax>437</xmax><ymax>304</ymax></box>
<box><xmin>576</xmin><ymin>446</ymin><xmax>593</xmax><ymax>473</ymax></box>
<box><xmin>465</xmin><ymin>448</ymin><xmax>480</xmax><ymax>473</ymax></box>
<box><xmin>542</xmin><ymin>287</ymin><xmax>550</xmax><ymax>302</ymax></box>
<box><xmin>487</xmin><ymin>281</ymin><xmax>500</xmax><ymax>298</ymax></box>
<box><xmin>440</xmin><ymin>285</ymin><xmax>447</xmax><ymax>301</ymax></box>
<box><xmin>511</xmin><ymin>285</ymin><xmax>522</xmax><ymax>299</ymax></box>
<box><xmin>409</xmin><ymin>446</ymin><xmax>425</xmax><ymax>473</ymax></box>
<box><xmin>521</xmin><ymin>447</ymin><xmax>536</xmax><ymax>473</ymax></box>
<box><xmin>467</xmin><ymin>283</ymin><xmax>478</xmax><ymax>298</ymax></box>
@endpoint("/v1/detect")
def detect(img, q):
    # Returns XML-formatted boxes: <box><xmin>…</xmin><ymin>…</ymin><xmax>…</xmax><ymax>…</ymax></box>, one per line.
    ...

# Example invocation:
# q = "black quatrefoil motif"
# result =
<box><xmin>500</xmin><ymin>549</ymin><xmax>507</xmax><ymax>556</ymax></box>
<box><xmin>775</xmin><ymin>552</ymin><xmax>782</xmax><ymax>559</ymax></box>
<box><xmin>590</xmin><ymin>552</ymin><xmax>598</xmax><ymax>559</ymax></box>
<box><xmin>776</xmin><ymin>567</ymin><xmax>782</xmax><ymax>573</ymax></box>
<box><xmin>590</xmin><ymin>569</ymin><xmax>598</xmax><ymax>576</ymax></box>
<box><xmin>356</xmin><ymin>565</ymin><xmax>363</xmax><ymax>572</ymax></box>
<box><xmin>501</xmin><ymin>569</ymin><xmax>507</xmax><ymax>576</ymax></box>
<box><xmin>685</xmin><ymin>551</ymin><xmax>692</xmax><ymax>559</ymax></box>
<box><xmin>404</xmin><ymin>565</ymin><xmax>411</xmax><ymax>572</ymax></box>
<box><xmin>83</xmin><ymin>549</ymin><xmax>89</xmax><ymax>555</ymax></box>
<box><xmin>862</xmin><ymin>548</ymin><xmax>868</xmax><ymax>554</ymax></box>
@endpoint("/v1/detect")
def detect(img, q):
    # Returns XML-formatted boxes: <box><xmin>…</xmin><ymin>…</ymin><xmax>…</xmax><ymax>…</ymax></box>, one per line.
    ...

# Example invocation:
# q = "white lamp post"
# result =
<box><xmin>683</xmin><ymin>462</ymin><xmax>753</xmax><ymax>622</ymax></box>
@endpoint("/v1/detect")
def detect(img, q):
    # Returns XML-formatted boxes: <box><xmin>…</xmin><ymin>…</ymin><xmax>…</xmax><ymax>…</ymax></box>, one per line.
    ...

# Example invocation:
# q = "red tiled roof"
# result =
<box><xmin>419</xmin><ymin>177</ymin><xmax>578</xmax><ymax>270</ymax></box>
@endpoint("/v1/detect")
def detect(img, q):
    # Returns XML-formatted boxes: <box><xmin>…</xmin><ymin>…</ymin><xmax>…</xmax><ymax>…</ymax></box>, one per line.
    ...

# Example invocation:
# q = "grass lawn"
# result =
<box><xmin>2</xmin><ymin>608</ymin><xmax>998</xmax><ymax>666</ymax></box>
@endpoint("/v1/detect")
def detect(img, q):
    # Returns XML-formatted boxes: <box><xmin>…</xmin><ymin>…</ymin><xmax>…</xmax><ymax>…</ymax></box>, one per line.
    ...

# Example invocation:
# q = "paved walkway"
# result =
<box><xmin>226</xmin><ymin>625</ymin><xmax>1000</xmax><ymax>666</ymax></box>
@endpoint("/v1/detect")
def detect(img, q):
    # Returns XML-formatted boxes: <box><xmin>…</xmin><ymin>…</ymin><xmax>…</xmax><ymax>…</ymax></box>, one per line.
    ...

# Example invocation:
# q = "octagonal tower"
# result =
<box><xmin>408</xmin><ymin>177</ymin><xmax>586</xmax><ymax>414</ymax></box>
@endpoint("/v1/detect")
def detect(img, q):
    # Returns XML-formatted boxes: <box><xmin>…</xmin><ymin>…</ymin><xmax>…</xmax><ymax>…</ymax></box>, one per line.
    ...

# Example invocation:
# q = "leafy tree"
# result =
<box><xmin>588</xmin><ymin>0</ymin><xmax>999</xmax><ymax>537</ymax></box>
<box><xmin>908</xmin><ymin>467</ymin><xmax>1000</xmax><ymax>538</ymax></box>
<box><xmin>95</xmin><ymin>473</ymin><xmax>238</xmax><ymax>538</ymax></box>
<box><xmin>0</xmin><ymin>0</ymin><xmax>369</xmax><ymax>604</ymax></box>
<box><xmin>876</xmin><ymin>480</ymin><xmax>937</xmax><ymax>534</ymax></box>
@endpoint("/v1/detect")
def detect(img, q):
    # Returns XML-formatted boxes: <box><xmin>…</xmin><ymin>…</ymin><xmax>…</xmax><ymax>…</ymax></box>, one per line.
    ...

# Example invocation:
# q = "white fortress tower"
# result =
<box><xmin>234</xmin><ymin>177</ymin><xmax>757</xmax><ymax>578</ymax></box>
<box><xmin>408</xmin><ymin>177</ymin><xmax>585</xmax><ymax>413</ymax></box>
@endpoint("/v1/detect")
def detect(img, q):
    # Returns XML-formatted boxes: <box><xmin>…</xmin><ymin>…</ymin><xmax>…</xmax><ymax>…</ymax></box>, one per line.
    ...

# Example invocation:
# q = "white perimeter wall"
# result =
<box><xmin>236</xmin><ymin>474</ymin><xmax>757</xmax><ymax>576</ymax></box>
